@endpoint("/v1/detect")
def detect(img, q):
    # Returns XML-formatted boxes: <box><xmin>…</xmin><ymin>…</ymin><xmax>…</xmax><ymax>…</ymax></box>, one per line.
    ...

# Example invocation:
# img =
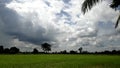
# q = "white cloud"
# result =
<box><xmin>0</xmin><ymin>0</ymin><xmax>120</xmax><ymax>52</ymax></box>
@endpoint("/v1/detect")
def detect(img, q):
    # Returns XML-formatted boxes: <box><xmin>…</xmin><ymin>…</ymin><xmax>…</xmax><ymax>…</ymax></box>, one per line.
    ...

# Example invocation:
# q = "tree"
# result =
<box><xmin>81</xmin><ymin>0</ymin><xmax>120</xmax><ymax>28</ymax></box>
<box><xmin>32</xmin><ymin>48</ymin><xmax>39</xmax><ymax>54</ymax></box>
<box><xmin>0</xmin><ymin>46</ymin><xmax>4</xmax><ymax>54</ymax></box>
<box><xmin>10</xmin><ymin>47</ymin><xmax>19</xmax><ymax>54</ymax></box>
<box><xmin>70</xmin><ymin>50</ymin><xmax>77</xmax><ymax>54</ymax></box>
<box><xmin>60</xmin><ymin>50</ymin><xmax>67</xmax><ymax>54</ymax></box>
<box><xmin>41</xmin><ymin>43</ymin><xmax>51</xmax><ymax>53</ymax></box>
<box><xmin>4</xmin><ymin>48</ymin><xmax>10</xmax><ymax>54</ymax></box>
<box><xmin>78</xmin><ymin>47</ymin><xmax>83</xmax><ymax>53</ymax></box>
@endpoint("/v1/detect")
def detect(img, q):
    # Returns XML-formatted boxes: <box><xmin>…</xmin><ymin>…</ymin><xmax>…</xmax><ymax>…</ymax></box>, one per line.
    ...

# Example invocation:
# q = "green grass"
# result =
<box><xmin>0</xmin><ymin>54</ymin><xmax>120</xmax><ymax>68</ymax></box>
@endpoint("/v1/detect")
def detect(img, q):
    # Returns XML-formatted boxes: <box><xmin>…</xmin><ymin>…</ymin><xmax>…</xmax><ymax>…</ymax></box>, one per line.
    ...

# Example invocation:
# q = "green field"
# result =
<box><xmin>0</xmin><ymin>55</ymin><xmax>120</xmax><ymax>68</ymax></box>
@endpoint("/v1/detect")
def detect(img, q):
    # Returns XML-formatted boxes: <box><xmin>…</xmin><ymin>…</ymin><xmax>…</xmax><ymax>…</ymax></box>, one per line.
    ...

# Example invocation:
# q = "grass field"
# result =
<box><xmin>0</xmin><ymin>54</ymin><xmax>120</xmax><ymax>68</ymax></box>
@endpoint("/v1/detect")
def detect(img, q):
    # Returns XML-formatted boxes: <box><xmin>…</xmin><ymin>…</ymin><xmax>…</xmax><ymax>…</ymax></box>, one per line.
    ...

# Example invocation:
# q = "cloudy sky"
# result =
<box><xmin>0</xmin><ymin>0</ymin><xmax>120</xmax><ymax>52</ymax></box>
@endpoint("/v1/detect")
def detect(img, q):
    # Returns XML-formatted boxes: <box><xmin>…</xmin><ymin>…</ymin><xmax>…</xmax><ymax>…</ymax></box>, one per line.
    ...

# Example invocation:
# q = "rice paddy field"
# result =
<box><xmin>0</xmin><ymin>54</ymin><xmax>120</xmax><ymax>68</ymax></box>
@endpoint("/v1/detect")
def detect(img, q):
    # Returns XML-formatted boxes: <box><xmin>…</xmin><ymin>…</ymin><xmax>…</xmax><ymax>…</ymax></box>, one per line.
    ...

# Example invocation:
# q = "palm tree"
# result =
<box><xmin>81</xmin><ymin>0</ymin><xmax>120</xmax><ymax>28</ymax></box>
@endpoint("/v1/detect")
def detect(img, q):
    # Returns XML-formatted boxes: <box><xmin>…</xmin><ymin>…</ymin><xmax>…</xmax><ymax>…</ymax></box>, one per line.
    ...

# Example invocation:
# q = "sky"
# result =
<box><xmin>0</xmin><ymin>0</ymin><xmax>120</xmax><ymax>52</ymax></box>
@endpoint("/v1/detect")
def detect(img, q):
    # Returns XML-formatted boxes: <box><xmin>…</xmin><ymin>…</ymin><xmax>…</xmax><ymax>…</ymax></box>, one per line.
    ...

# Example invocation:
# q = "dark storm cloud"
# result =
<box><xmin>0</xmin><ymin>0</ymin><xmax>12</xmax><ymax>4</ymax></box>
<box><xmin>0</xmin><ymin>1</ymin><xmax>58</xmax><ymax>46</ymax></box>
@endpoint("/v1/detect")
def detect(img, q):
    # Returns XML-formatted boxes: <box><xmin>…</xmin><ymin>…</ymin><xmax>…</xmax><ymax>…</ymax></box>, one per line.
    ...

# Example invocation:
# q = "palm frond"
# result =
<box><xmin>81</xmin><ymin>0</ymin><xmax>102</xmax><ymax>14</ymax></box>
<box><xmin>115</xmin><ymin>14</ymin><xmax>120</xmax><ymax>28</ymax></box>
<box><xmin>110</xmin><ymin>0</ymin><xmax>120</xmax><ymax>9</ymax></box>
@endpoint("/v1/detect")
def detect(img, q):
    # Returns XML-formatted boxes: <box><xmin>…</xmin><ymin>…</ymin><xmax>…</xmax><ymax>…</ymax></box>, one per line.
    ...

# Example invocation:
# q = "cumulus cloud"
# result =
<box><xmin>0</xmin><ymin>0</ymin><xmax>120</xmax><ymax>52</ymax></box>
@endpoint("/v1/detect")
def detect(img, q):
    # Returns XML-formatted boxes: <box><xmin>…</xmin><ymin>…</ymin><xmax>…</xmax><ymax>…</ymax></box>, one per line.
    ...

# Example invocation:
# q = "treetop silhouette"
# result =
<box><xmin>41</xmin><ymin>43</ymin><xmax>51</xmax><ymax>53</ymax></box>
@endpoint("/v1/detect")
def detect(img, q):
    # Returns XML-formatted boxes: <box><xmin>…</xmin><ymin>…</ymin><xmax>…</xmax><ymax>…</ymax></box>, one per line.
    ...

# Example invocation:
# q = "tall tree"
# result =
<box><xmin>32</xmin><ymin>48</ymin><xmax>39</xmax><ymax>54</ymax></box>
<box><xmin>41</xmin><ymin>43</ymin><xmax>51</xmax><ymax>53</ymax></box>
<box><xmin>4</xmin><ymin>48</ymin><xmax>10</xmax><ymax>54</ymax></box>
<box><xmin>0</xmin><ymin>46</ymin><xmax>4</xmax><ymax>54</ymax></box>
<box><xmin>10</xmin><ymin>47</ymin><xmax>19</xmax><ymax>54</ymax></box>
<box><xmin>78</xmin><ymin>47</ymin><xmax>83</xmax><ymax>53</ymax></box>
<box><xmin>81</xmin><ymin>0</ymin><xmax>120</xmax><ymax>28</ymax></box>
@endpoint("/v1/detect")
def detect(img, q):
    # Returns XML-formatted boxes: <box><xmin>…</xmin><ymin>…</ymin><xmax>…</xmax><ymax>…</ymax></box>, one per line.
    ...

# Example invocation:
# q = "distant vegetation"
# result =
<box><xmin>0</xmin><ymin>43</ymin><xmax>120</xmax><ymax>54</ymax></box>
<box><xmin>0</xmin><ymin>46</ymin><xmax>19</xmax><ymax>54</ymax></box>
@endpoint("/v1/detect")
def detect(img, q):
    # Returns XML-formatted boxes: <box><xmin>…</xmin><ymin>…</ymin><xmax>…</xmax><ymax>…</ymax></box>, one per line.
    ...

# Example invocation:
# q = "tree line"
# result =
<box><xmin>0</xmin><ymin>43</ymin><xmax>120</xmax><ymax>54</ymax></box>
<box><xmin>0</xmin><ymin>43</ymin><xmax>51</xmax><ymax>54</ymax></box>
<box><xmin>0</xmin><ymin>46</ymin><xmax>19</xmax><ymax>54</ymax></box>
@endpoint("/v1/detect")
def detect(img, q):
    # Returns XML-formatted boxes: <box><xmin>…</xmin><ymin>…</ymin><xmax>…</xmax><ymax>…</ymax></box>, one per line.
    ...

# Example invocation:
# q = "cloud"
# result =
<box><xmin>0</xmin><ymin>0</ymin><xmax>120</xmax><ymax>52</ymax></box>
